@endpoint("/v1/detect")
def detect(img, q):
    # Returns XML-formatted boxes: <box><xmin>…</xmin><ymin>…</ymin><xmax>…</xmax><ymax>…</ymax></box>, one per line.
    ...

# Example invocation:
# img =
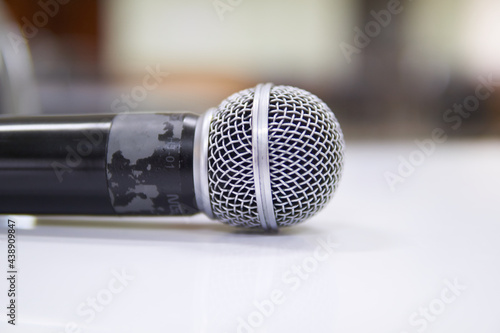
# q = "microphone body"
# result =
<box><xmin>0</xmin><ymin>113</ymin><xmax>200</xmax><ymax>216</ymax></box>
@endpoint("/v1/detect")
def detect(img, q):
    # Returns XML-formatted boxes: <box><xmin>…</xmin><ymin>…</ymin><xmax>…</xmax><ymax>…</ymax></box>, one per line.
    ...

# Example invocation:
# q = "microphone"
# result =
<box><xmin>0</xmin><ymin>83</ymin><xmax>344</xmax><ymax>230</ymax></box>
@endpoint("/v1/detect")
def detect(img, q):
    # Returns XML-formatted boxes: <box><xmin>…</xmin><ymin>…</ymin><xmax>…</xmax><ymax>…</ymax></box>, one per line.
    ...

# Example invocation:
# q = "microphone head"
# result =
<box><xmin>200</xmin><ymin>84</ymin><xmax>344</xmax><ymax>229</ymax></box>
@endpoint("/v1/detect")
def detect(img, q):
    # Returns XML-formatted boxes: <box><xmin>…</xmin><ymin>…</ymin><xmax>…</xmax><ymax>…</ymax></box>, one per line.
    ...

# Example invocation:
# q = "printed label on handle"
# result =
<box><xmin>106</xmin><ymin>113</ymin><xmax>196</xmax><ymax>215</ymax></box>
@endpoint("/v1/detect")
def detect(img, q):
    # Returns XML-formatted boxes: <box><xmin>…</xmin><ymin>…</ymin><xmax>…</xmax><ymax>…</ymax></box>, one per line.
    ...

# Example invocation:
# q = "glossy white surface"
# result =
<box><xmin>1</xmin><ymin>140</ymin><xmax>499</xmax><ymax>333</ymax></box>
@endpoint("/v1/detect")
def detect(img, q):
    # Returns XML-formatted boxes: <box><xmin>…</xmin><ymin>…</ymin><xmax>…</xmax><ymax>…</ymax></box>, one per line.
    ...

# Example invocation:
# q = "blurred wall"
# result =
<box><xmin>102</xmin><ymin>0</ymin><xmax>357</xmax><ymax>85</ymax></box>
<box><xmin>2</xmin><ymin>0</ymin><xmax>499</xmax><ymax>137</ymax></box>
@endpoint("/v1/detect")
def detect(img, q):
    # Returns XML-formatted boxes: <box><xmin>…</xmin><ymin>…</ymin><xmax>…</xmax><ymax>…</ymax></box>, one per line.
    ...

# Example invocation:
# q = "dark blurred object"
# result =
<box><xmin>4</xmin><ymin>0</ymin><xmax>100</xmax><ymax>79</ymax></box>
<box><xmin>0</xmin><ymin>1</ymin><xmax>40</xmax><ymax>115</ymax></box>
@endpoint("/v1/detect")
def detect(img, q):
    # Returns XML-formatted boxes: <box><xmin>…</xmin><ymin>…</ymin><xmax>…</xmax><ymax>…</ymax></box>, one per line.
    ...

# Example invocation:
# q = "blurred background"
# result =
<box><xmin>1</xmin><ymin>3</ymin><xmax>500</xmax><ymax>332</ymax></box>
<box><xmin>1</xmin><ymin>0</ymin><xmax>499</xmax><ymax>139</ymax></box>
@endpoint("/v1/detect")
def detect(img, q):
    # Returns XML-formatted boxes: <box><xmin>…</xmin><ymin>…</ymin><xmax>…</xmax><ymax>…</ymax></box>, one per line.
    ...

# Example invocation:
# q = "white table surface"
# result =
<box><xmin>1</xmin><ymin>140</ymin><xmax>499</xmax><ymax>333</ymax></box>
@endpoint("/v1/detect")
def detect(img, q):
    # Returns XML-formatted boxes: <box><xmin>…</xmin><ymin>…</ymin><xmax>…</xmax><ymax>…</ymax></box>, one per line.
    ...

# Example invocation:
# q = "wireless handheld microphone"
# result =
<box><xmin>0</xmin><ymin>84</ymin><xmax>344</xmax><ymax>230</ymax></box>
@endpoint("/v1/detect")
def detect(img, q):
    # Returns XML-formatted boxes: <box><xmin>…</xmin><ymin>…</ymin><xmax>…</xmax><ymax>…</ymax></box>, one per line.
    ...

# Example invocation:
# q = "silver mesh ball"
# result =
<box><xmin>207</xmin><ymin>85</ymin><xmax>344</xmax><ymax>228</ymax></box>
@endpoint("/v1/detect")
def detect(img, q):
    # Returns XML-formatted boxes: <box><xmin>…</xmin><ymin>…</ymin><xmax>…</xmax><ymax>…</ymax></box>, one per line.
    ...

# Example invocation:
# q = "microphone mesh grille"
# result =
<box><xmin>207</xmin><ymin>86</ymin><xmax>344</xmax><ymax>228</ymax></box>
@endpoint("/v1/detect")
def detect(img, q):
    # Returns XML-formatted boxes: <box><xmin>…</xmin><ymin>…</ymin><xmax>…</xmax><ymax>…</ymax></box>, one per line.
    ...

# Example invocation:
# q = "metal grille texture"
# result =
<box><xmin>207</xmin><ymin>86</ymin><xmax>344</xmax><ymax>228</ymax></box>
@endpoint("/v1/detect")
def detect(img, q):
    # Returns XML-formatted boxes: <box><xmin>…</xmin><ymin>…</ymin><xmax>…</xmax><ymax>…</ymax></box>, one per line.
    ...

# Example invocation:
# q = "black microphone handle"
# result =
<box><xmin>0</xmin><ymin>112</ymin><xmax>200</xmax><ymax>216</ymax></box>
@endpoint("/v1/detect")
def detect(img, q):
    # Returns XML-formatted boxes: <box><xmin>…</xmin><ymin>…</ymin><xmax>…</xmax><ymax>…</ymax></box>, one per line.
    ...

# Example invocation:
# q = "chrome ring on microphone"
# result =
<box><xmin>194</xmin><ymin>107</ymin><xmax>215</xmax><ymax>219</ymax></box>
<box><xmin>252</xmin><ymin>83</ymin><xmax>278</xmax><ymax>231</ymax></box>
